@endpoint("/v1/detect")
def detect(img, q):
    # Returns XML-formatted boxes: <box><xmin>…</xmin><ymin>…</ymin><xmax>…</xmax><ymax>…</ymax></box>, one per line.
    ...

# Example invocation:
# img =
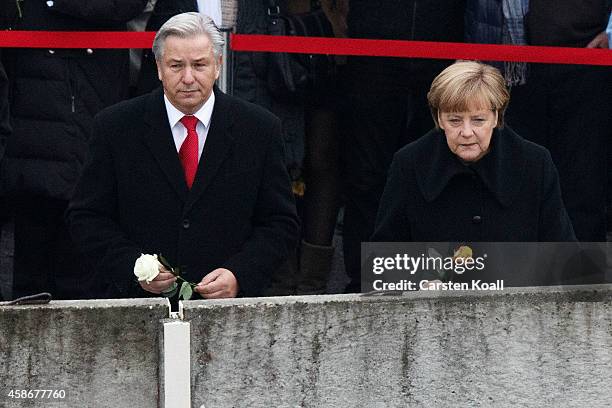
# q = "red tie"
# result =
<box><xmin>179</xmin><ymin>115</ymin><xmax>199</xmax><ymax>189</ymax></box>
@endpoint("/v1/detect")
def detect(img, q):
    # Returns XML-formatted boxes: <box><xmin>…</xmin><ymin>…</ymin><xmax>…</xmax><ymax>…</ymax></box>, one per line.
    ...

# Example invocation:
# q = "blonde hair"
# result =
<box><xmin>427</xmin><ymin>61</ymin><xmax>510</xmax><ymax>128</ymax></box>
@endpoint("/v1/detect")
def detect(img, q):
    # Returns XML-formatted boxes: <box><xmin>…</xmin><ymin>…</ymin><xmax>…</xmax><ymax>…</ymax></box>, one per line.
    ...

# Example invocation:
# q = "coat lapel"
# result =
<box><xmin>184</xmin><ymin>89</ymin><xmax>235</xmax><ymax>213</ymax></box>
<box><xmin>142</xmin><ymin>88</ymin><xmax>189</xmax><ymax>202</ymax></box>
<box><xmin>416</xmin><ymin>129</ymin><xmax>469</xmax><ymax>202</ymax></box>
<box><xmin>416</xmin><ymin>128</ymin><xmax>526</xmax><ymax>207</ymax></box>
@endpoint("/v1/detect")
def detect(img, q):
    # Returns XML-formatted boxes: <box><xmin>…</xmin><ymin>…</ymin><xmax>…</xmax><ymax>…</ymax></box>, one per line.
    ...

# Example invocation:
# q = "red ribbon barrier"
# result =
<box><xmin>0</xmin><ymin>31</ymin><xmax>610</xmax><ymax>66</ymax></box>
<box><xmin>0</xmin><ymin>30</ymin><xmax>156</xmax><ymax>49</ymax></box>
<box><xmin>232</xmin><ymin>34</ymin><xmax>612</xmax><ymax>66</ymax></box>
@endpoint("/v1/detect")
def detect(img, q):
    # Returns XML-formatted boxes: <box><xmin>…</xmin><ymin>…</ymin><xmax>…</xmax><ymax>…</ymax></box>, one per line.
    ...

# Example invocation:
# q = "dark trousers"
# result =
<box><xmin>506</xmin><ymin>64</ymin><xmax>611</xmax><ymax>241</ymax></box>
<box><xmin>12</xmin><ymin>196</ymin><xmax>100</xmax><ymax>300</ymax></box>
<box><xmin>340</xmin><ymin>58</ymin><xmax>435</xmax><ymax>292</ymax></box>
<box><xmin>0</xmin><ymin>199</ymin><xmax>11</xmax><ymax>301</ymax></box>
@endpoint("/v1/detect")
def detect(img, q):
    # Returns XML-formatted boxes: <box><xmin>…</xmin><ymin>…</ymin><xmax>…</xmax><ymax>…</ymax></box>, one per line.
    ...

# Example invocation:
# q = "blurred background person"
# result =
<box><xmin>465</xmin><ymin>0</ymin><xmax>612</xmax><ymax>241</ymax></box>
<box><xmin>280</xmin><ymin>0</ymin><xmax>347</xmax><ymax>295</ymax></box>
<box><xmin>0</xmin><ymin>0</ymin><xmax>148</xmax><ymax>299</ymax></box>
<box><xmin>0</xmin><ymin>54</ymin><xmax>9</xmax><ymax>190</ymax></box>
<box><xmin>340</xmin><ymin>0</ymin><xmax>467</xmax><ymax>293</ymax></box>
<box><xmin>0</xmin><ymin>53</ymin><xmax>10</xmax><ymax>301</ymax></box>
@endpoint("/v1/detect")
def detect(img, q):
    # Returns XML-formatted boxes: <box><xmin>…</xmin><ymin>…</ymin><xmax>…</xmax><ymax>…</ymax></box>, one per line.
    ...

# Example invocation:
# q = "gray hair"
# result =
<box><xmin>152</xmin><ymin>12</ymin><xmax>224</xmax><ymax>61</ymax></box>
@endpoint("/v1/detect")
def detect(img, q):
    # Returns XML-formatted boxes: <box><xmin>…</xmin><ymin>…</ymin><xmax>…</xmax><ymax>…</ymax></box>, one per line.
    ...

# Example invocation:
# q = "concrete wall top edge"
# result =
<box><xmin>181</xmin><ymin>284</ymin><xmax>612</xmax><ymax>311</ymax></box>
<box><xmin>0</xmin><ymin>297</ymin><xmax>170</xmax><ymax>311</ymax></box>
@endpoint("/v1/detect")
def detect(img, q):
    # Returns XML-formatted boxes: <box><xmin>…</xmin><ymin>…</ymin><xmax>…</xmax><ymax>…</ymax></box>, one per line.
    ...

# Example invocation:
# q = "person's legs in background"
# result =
<box><xmin>507</xmin><ymin>63</ymin><xmax>610</xmax><ymax>242</ymax></box>
<box><xmin>12</xmin><ymin>196</ymin><xmax>57</xmax><ymax>298</ymax></box>
<box><xmin>340</xmin><ymin>58</ymin><xmax>418</xmax><ymax>293</ymax></box>
<box><xmin>295</xmin><ymin>104</ymin><xmax>342</xmax><ymax>294</ymax></box>
<box><xmin>0</xmin><ymin>200</ymin><xmax>12</xmax><ymax>301</ymax></box>
<box><xmin>12</xmin><ymin>196</ymin><xmax>99</xmax><ymax>300</ymax></box>
<box><xmin>508</xmin><ymin>64</ymin><xmax>612</xmax><ymax>241</ymax></box>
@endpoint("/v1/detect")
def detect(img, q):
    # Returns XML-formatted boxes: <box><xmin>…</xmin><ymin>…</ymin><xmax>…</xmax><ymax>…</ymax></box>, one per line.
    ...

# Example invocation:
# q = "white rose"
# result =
<box><xmin>134</xmin><ymin>254</ymin><xmax>161</xmax><ymax>283</ymax></box>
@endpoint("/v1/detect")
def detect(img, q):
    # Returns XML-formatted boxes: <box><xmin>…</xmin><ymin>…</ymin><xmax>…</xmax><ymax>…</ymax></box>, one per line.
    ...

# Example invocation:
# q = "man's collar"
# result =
<box><xmin>416</xmin><ymin>127</ymin><xmax>526</xmax><ymax>207</ymax></box>
<box><xmin>163</xmin><ymin>90</ymin><xmax>216</xmax><ymax>129</ymax></box>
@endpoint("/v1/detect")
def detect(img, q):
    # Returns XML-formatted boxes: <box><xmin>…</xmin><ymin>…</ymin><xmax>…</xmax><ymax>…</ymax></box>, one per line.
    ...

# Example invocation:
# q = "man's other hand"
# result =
<box><xmin>586</xmin><ymin>31</ymin><xmax>608</xmax><ymax>48</ymax></box>
<box><xmin>195</xmin><ymin>268</ymin><xmax>239</xmax><ymax>299</ymax></box>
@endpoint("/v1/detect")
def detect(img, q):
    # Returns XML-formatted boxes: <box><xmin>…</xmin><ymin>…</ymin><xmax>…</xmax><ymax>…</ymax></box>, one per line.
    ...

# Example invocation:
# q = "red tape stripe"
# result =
<box><xmin>0</xmin><ymin>31</ymin><xmax>610</xmax><ymax>66</ymax></box>
<box><xmin>232</xmin><ymin>34</ymin><xmax>612</xmax><ymax>66</ymax></box>
<box><xmin>0</xmin><ymin>31</ymin><xmax>156</xmax><ymax>49</ymax></box>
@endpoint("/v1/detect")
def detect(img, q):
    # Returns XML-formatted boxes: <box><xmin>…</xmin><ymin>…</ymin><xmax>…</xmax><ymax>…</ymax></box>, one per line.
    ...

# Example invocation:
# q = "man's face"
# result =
<box><xmin>157</xmin><ymin>34</ymin><xmax>221</xmax><ymax>114</ymax></box>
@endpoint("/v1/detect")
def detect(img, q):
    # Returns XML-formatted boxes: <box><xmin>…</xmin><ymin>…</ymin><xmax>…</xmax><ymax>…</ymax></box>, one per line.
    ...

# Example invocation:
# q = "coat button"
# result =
<box><xmin>472</xmin><ymin>215</ymin><xmax>482</xmax><ymax>224</ymax></box>
<box><xmin>86</xmin><ymin>48</ymin><xmax>94</xmax><ymax>55</ymax></box>
<box><xmin>182</xmin><ymin>219</ymin><xmax>190</xmax><ymax>229</ymax></box>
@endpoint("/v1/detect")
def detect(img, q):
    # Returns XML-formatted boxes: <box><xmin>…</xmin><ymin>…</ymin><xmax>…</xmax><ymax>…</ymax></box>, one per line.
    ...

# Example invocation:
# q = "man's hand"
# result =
<box><xmin>586</xmin><ymin>31</ymin><xmax>608</xmax><ymax>49</ymax></box>
<box><xmin>139</xmin><ymin>266</ymin><xmax>176</xmax><ymax>294</ymax></box>
<box><xmin>195</xmin><ymin>268</ymin><xmax>239</xmax><ymax>299</ymax></box>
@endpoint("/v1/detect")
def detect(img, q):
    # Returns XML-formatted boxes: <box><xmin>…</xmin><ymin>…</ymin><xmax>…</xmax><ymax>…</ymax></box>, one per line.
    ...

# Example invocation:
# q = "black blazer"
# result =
<box><xmin>67</xmin><ymin>87</ymin><xmax>299</xmax><ymax>298</ymax></box>
<box><xmin>372</xmin><ymin>127</ymin><xmax>576</xmax><ymax>242</ymax></box>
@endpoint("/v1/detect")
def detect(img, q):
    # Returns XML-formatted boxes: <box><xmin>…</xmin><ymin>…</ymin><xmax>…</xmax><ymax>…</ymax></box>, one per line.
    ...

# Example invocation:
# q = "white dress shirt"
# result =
<box><xmin>163</xmin><ymin>91</ymin><xmax>216</xmax><ymax>161</ymax></box>
<box><xmin>197</xmin><ymin>0</ymin><xmax>223</xmax><ymax>27</ymax></box>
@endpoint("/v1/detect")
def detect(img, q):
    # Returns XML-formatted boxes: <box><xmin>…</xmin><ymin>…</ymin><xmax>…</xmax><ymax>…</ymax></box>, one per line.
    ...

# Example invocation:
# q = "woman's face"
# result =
<box><xmin>439</xmin><ymin>108</ymin><xmax>498</xmax><ymax>162</ymax></box>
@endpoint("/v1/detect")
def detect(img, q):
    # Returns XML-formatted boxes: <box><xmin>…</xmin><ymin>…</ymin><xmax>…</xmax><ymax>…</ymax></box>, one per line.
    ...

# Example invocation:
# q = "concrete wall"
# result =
<box><xmin>184</xmin><ymin>285</ymin><xmax>612</xmax><ymax>408</ymax></box>
<box><xmin>1</xmin><ymin>287</ymin><xmax>610</xmax><ymax>407</ymax></box>
<box><xmin>0</xmin><ymin>298</ymin><xmax>168</xmax><ymax>408</ymax></box>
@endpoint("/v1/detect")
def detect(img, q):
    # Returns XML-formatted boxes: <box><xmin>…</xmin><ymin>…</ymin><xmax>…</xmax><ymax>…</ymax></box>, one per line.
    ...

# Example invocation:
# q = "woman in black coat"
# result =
<box><xmin>372</xmin><ymin>61</ymin><xmax>576</xmax><ymax>243</ymax></box>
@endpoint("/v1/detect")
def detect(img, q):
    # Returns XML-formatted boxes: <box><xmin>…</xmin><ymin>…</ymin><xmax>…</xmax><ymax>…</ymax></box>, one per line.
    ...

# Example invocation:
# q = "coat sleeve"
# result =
<box><xmin>221</xmin><ymin>118</ymin><xmax>300</xmax><ymax>297</ymax></box>
<box><xmin>46</xmin><ymin>0</ymin><xmax>148</xmax><ymax>24</ymax></box>
<box><xmin>66</xmin><ymin>116</ymin><xmax>144</xmax><ymax>297</ymax></box>
<box><xmin>371</xmin><ymin>153</ymin><xmax>412</xmax><ymax>242</ymax></box>
<box><xmin>537</xmin><ymin>149</ymin><xmax>577</xmax><ymax>242</ymax></box>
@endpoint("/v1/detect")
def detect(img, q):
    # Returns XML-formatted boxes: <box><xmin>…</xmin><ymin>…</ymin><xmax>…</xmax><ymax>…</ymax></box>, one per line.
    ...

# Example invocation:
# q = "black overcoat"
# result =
<box><xmin>67</xmin><ymin>88</ymin><xmax>299</xmax><ymax>298</ymax></box>
<box><xmin>1</xmin><ymin>0</ymin><xmax>147</xmax><ymax>199</ymax></box>
<box><xmin>372</xmin><ymin>127</ymin><xmax>576</xmax><ymax>242</ymax></box>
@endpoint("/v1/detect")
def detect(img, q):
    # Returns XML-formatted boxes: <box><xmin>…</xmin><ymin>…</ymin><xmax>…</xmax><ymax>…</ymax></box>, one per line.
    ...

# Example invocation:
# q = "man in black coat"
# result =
<box><xmin>67</xmin><ymin>13</ymin><xmax>299</xmax><ymax>298</ymax></box>
<box><xmin>1</xmin><ymin>0</ymin><xmax>148</xmax><ymax>299</ymax></box>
